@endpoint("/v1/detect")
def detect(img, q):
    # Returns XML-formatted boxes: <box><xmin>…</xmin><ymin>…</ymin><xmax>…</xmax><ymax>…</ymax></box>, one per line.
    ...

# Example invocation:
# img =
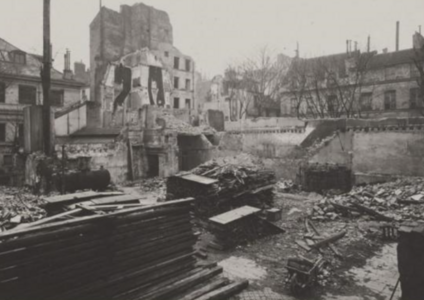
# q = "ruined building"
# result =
<box><xmin>89</xmin><ymin>2</ymin><xmax>196</xmax><ymax>128</ymax></box>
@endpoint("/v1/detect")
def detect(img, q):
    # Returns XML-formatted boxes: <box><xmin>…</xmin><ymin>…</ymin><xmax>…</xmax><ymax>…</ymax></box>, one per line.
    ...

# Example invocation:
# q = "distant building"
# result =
<box><xmin>89</xmin><ymin>2</ymin><xmax>196</xmax><ymax>128</ymax></box>
<box><xmin>281</xmin><ymin>32</ymin><xmax>424</xmax><ymax>118</ymax></box>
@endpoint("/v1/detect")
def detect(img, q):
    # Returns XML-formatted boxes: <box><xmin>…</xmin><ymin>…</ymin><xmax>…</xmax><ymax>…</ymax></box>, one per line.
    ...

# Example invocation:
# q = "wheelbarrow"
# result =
<box><xmin>286</xmin><ymin>256</ymin><xmax>326</xmax><ymax>295</ymax></box>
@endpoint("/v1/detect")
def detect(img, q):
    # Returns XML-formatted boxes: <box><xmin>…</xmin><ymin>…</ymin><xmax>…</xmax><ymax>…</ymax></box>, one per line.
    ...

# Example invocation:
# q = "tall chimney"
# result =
<box><xmin>396</xmin><ymin>21</ymin><xmax>400</xmax><ymax>51</ymax></box>
<box><xmin>367</xmin><ymin>35</ymin><xmax>370</xmax><ymax>52</ymax></box>
<box><xmin>354</xmin><ymin>41</ymin><xmax>358</xmax><ymax>51</ymax></box>
<box><xmin>346</xmin><ymin>40</ymin><xmax>349</xmax><ymax>53</ymax></box>
<box><xmin>63</xmin><ymin>49</ymin><xmax>73</xmax><ymax>80</ymax></box>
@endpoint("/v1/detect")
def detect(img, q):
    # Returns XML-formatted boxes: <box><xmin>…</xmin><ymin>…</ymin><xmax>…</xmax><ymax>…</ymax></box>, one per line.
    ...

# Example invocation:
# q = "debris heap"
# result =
<box><xmin>0</xmin><ymin>197</ymin><xmax>248</xmax><ymax>300</ymax></box>
<box><xmin>310</xmin><ymin>177</ymin><xmax>424</xmax><ymax>222</ymax></box>
<box><xmin>166</xmin><ymin>159</ymin><xmax>276</xmax><ymax>218</ymax></box>
<box><xmin>0</xmin><ymin>187</ymin><xmax>46</xmax><ymax>231</ymax></box>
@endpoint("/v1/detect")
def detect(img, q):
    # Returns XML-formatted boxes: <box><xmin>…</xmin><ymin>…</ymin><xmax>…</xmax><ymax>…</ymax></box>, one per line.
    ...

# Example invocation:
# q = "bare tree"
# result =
<box><xmin>412</xmin><ymin>44</ymin><xmax>424</xmax><ymax>115</ymax></box>
<box><xmin>287</xmin><ymin>51</ymin><xmax>375</xmax><ymax>119</ymax></box>
<box><xmin>224</xmin><ymin>46</ymin><xmax>291</xmax><ymax>120</ymax></box>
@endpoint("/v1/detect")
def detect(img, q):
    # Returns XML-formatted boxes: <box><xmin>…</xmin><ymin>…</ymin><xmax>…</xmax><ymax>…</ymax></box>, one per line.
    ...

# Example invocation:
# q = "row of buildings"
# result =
<box><xmin>202</xmin><ymin>29</ymin><xmax>424</xmax><ymax>122</ymax></box>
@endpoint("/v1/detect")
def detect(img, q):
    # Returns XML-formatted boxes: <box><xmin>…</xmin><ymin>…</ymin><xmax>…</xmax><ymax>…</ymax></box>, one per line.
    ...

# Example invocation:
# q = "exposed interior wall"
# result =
<box><xmin>55</xmin><ymin>104</ymin><xmax>87</xmax><ymax>136</ymax></box>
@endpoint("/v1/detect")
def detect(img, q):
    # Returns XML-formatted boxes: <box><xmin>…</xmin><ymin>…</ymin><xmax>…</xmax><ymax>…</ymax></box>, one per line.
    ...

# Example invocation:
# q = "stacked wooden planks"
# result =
<box><xmin>208</xmin><ymin>206</ymin><xmax>285</xmax><ymax>250</ymax></box>
<box><xmin>0</xmin><ymin>198</ymin><xmax>247</xmax><ymax>300</ymax></box>
<box><xmin>166</xmin><ymin>163</ymin><xmax>276</xmax><ymax>219</ymax></box>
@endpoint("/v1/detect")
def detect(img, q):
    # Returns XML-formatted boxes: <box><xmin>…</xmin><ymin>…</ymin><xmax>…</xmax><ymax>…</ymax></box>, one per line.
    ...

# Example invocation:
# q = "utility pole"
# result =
<box><xmin>42</xmin><ymin>0</ymin><xmax>53</xmax><ymax>156</ymax></box>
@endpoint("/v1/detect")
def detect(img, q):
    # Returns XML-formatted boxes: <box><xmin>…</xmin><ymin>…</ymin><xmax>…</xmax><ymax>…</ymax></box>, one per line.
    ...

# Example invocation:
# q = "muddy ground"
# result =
<box><xmin>196</xmin><ymin>192</ymin><xmax>401</xmax><ymax>300</ymax></box>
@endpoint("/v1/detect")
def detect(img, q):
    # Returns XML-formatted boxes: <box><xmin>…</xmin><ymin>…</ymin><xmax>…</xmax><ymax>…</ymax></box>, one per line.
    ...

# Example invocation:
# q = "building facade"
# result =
<box><xmin>281</xmin><ymin>32</ymin><xmax>424</xmax><ymax>119</ymax></box>
<box><xmin>0</xmin><ymin>37</ymin><xmax>85</xmax><ymax>183</ymax></box>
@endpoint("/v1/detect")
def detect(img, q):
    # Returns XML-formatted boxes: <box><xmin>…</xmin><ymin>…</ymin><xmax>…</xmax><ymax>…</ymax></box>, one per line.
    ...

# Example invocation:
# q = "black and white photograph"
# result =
<box><xmin>0</xmin><ymin>0</ymin><xmax>423</xmax><ymax>299</ymax></box>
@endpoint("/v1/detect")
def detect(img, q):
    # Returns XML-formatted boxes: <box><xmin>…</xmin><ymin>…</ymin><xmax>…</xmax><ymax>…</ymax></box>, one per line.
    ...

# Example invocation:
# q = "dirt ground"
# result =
<box><xmin>196</xmin><ymin>192</ymin><xmax>400</xmax><ymax>300</ymax></box>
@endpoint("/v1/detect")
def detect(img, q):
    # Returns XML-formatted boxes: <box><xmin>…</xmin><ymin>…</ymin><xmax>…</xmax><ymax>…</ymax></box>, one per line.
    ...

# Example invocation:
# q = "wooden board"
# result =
<box><xmin>209</xmin><ymin>206</ymin><xmax>260</xmax><ymax>225</ymax></box>
<box><xmin>178</xmin><ymin>174</ymin><xmax>218</xmax><ymax>185</ymax></box>
<box><xmin>44</xmin><ymin>191</ymin><xmax>124</xmax><ymax>205</ymax></box>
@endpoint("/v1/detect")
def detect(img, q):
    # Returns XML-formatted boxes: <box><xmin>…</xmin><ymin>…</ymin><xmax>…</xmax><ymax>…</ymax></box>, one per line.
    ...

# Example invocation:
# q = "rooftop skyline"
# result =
<box><xmin>1</xmin><ymin>0</ymin><xmax>423</xmax><ymax>77</ymax></box>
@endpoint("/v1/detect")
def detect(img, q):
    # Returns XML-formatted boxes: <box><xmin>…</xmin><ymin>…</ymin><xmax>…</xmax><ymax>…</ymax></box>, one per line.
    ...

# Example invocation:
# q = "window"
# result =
<box><xmin>174</xmin><ymin>57</ymin><xmax>179</xmax><ymax>69</ymax></box>
<box><xmin>164</xmin><ymin>51</ymin><xmax>169</xmax><ymax>57</ymax></box>
<box><xmin>19</xmin><ymin>85</ymin><xmax>36</xmax><ymax>104</ymax></box>
<box><xmin>173</xmin><ymin>97</ymin><xmax>179</xmax><ymax>109</ymax></box>
<box><xmin>327</xmin><ymin>95</ymin><xmax>337</xmax><ymax>113</ymax></box>
<box><xmin>185</xmin><ymin>99</ymin><xmax>191</xmax><ymax>109</ymax></box>
<box><xmin>10</xmin><ymin>51</ymin><xmax>26</xmax><ymax>64</ymax></box>
<box><xmin>410</xmin><ymin>88</ymin><xmax>422</xmax><ymax>108</ymax></box>
<box><xmin>384</xmin><ymin>90</ymin><xmax>396</xmax><ymax>110</ymax></box>
<box><xmin>360</xmin><ymin>93</ymin><xmax>373</xmax><ymax>111</ymax></box>
<box><xmin>50</xmin><ymin>90</ymin><xmax>64</xmax><ymax>106</ymax></box>
<box><xmin>133</xmin><ymin>77</ymin><xmax>141</xmax><ymax>87</ymax></box>
<box><xmin>290</xmin><ymin>98</ymin><xmax>297</xmax><ymax>115</ymax></box>
<box><xmin>0</xmin><ymin>124</ymin><xmax>5</xmax><ymax>142</ymax></box>
<box><xmin>3</xmin><ymin>155</ymin><xmax>12</xmax><ymax>166</ymax></box>
<box><xmin>0</xmin><ymin>82</ymin><xmax>5</xmax><ymax>103</ymax></box>
<box><xmin>185</xmin><ymin>79</ymin><xmax>191</xmax><ymax>91</ymax></box>
<box><xmin>174</xmin><ymin>77</ymin><xmax>179</xmax><ymax>89</ymax></box>
<box><xmin>185</xmin><ymin>59</ymin><xmax>191</xmax><ymax>72</ymax></box>
<box><xmin>18</xmin><ymin>124</ymin><xmax>24</xmax><ymax>145</ymax></box>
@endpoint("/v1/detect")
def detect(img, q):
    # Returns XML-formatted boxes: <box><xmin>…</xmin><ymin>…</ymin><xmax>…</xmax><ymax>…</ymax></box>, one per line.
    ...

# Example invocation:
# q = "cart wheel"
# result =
<box><xmin>289</xmin><ymin>273</ymin><xmax>304</xmax><ymax>295</ymax></box>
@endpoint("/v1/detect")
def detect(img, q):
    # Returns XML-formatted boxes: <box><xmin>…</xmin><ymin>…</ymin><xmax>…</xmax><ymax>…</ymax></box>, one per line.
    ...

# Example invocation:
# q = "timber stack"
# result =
<box><xmin>166</xmin><ymin>160</ymin><xmax>276</xmax><ymax>218</ymax></box>
<box><xmin>0</xmin><ymin>197</ymin><xmax>248</xmax><ymax>300</ymax></box>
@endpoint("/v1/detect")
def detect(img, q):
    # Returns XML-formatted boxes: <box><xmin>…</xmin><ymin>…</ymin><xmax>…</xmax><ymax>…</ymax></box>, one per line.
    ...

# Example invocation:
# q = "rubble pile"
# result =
<box><xmin>310</xmin><ymin>177</ymin><xmax>424</xmax><ymax>222</ymax></box>
<box><xmin>166</xmin><ymin>157</ymin><xmax>276</xmax><ymax>218</ymax></box>
<box><xmin>0</xmin><ymin>187</ymin><xmax>46</xmax><ymax>231</ymax></box>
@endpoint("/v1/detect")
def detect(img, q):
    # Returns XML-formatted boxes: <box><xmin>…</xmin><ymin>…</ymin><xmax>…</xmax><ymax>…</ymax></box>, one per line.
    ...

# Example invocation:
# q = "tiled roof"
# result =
<box><xmin>0</xmin><ymin>37</ymin><xmax>84</xmax><ymax>86</ymax></box>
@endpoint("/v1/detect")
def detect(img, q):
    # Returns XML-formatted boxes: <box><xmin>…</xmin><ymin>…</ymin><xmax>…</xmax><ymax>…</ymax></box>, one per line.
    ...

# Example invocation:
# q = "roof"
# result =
<box><xmin>0</xmin><ymin>37</ymin><xmax>84</xmax><ymax>87</ymax></box>
<box><xmin>70</xmin><ymin>127</ymin><xmax>122</xmax><ymax>137</ymax></box>
<box><xmin>367</xmin><ymin>48</ymin><xmax>417</xmax><ymax>69</ymax></box>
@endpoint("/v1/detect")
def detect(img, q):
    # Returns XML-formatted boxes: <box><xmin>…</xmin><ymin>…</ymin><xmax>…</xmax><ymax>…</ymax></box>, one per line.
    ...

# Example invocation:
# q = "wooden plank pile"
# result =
<box><xmin>208</xmin><ymin>206</ymin><xmax>285</xmax><ymax>250</ymax></box>
<box><xmin>166</xmin><ymin>161</ymin><xmax>276</xmax><ymax>219</ymax></box>
<box><xmin>0</xmin><ymin>197</ymin><xmax>248</xmax><ymax>300</ymax></box>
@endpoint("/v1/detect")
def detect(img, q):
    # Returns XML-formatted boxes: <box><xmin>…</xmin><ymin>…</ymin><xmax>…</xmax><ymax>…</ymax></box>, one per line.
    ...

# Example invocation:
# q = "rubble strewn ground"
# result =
<box><xmin>0</xmin><ymin>187</ymin><xmax>46</xmax><ymax>231</ymax></box>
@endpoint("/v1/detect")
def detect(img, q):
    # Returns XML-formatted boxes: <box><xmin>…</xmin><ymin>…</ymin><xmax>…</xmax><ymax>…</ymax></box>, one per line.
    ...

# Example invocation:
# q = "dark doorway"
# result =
<box><xmin>147</xmin><ymin>154</ymin><xmax>159</xmax><ymax>178</ymax></box>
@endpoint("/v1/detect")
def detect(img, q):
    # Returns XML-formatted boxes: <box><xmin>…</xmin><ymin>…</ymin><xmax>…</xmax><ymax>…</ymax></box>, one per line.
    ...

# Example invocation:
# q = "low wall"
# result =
<box><xmin>225</xmin><ymin>117</ymin><xmax>305</xmax><ymax>131</ymax></box>
<box><xmin>353</xmin><ymin>130</ymin><xmax>424</xmax><ymax>177</ymax></box>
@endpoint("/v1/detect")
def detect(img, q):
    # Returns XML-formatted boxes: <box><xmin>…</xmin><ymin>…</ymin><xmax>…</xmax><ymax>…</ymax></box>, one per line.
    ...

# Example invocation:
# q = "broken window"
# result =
<box><xmin>290</xmin><ymin>98</ymin><xmax>297</xmax><ymax>115</ymax></box>
<box><xmin>18</xmin><ymin>85</ymin><xmax>36</xmax><ymax>105</ymax></box>
<box><xmin>185</xmin><ymin>59</ymin><xmax>191</xmax><ymax>72</ymax></box>
<box><xmin>0</xmin><ymin>124</ymin><xmax>5</xmax><ymax>142</ymax></box>
<box><xmin>185</xmin><ymin>99</ymin><xmax>191</xmax><ymax>109</ymax></box>
<box><xmin>360</xmin><ymin>92</ymin><xmax>373</xmax><ymax>111</ymax></box>
<box><xmin>174</xmin><ymin>57</ymin><xmax>179</xmax><ymax>69</ymax></box>
<box><xmin>0</xmin><ymin>82</ymin><xmax>5</xmax><ymax>103</ymax></box>
<box><xmin>173</xmin><ymin>97</ymin><xmax>179</xmax><ymax>109</ymax></box>
<box><xmin>185</xmin><ymin>79</ymin><xmax>191</xmax><ymax>91</ymax></box>
<box><xmin>164</xmin><ymin>51</ymin><xmax>169</xmax><ymax>57</ymax></box>
<box><xmin>410</xmin><ymin>88</ymin><xmax>422</xmax><ymax>108</ymax></box>
<box><xmin>384</xmin><ymin>90</ymin><xmax>396</xmax><ymax>110</ymax></box>
<box><xmin>50</xmin><ymin>90</ymin><xmax>64</xmax><ymax>106</ymax></box>
<box><xmin>174</xmin><ymin>77</ymin><xmax>179</xmax><ymax>89</ymax></box>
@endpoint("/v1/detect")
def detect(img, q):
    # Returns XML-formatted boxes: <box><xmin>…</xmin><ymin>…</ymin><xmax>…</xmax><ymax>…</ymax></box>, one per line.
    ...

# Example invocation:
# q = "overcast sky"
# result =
<box><xmin>1</xmin><ymin>0</ymin><xmax>423</xmax><ymax>77</ymax></box>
